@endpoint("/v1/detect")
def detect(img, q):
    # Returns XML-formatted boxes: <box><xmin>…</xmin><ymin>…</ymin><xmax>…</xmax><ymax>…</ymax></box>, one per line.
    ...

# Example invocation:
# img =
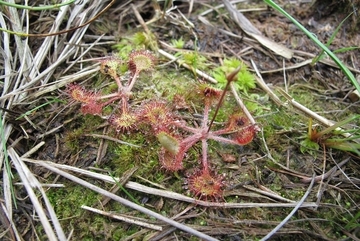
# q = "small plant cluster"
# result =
<box><xmin>213</xmin><ymin>58</ymin><xmax>256</xmax><ymax>94</ymax></box>
<box><xmin>66</xmin><ymin>49</ymin><xmax>257</xmax><ymax>200</ymax></box>
<box><xmin>301</xmin><ymin>117</ymin><xmax>360</xmax><ymax>156</ymax></box>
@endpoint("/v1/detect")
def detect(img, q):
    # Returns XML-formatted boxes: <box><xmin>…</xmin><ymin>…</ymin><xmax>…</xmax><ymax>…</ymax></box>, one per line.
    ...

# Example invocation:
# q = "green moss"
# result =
<box><xmin>47</xmin><ymin>185</ymin><xmax>99</xmax><ymax>218</ymax></box>
<box><xmin>64</xmin><ymin>114</ymin><xmax>104</xmax><ymax>153</ymax></box>
<box><xmin>106</xmin><ymin>132</ymin><xmax>170</xmax><ymax>184</ymax></box>
<box><xmin>213</xmin><ymin>58</ymin><xmax>256</xmax><ymax>94</ymax></box>
<box><xmin>132</xmin><ymin>32</ymin><xmax>158</xmax><ymax>51</ymax></box>
<box><xmin>170</xmin><ymin>37</ymin><xmax>185</xmax><ymax>49</ymax></box>
<box><xmin>112</xmin><ymin>38</ymin><xmax>136</xmax><ymax>59</ymax></box>
<box><xmin>64</xmin><ymin>126</ymin><xmax>84</xmax><ymax>152</ymax></box>
<box><xmin>107</xmin><ymin>133</ymin><xmax>147</xmax><ymax>172</ymax></box>
<box><xmin>179</xmin><ymin>51</ymin><xmax>208</xmax><ymax>70</ymax></box>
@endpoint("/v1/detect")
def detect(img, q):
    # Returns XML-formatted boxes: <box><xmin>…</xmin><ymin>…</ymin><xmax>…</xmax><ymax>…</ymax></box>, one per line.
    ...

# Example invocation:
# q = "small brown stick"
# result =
<box><xmin>230</xmin><ymin>82</ymin><xmax>258</xmax><ymax>130</ymax></box>
<box><xmin>82</xmin><ymin>205</ymin><xmax>162</xmax><ymax>230</ymax></box>
<box><xmin>250</xmin><ymin>59</ymin><xmax>283</xmax><ymax>107</ymax></box>
<box><xmin>131</xmin><ymin>3</ymin><xmax>151</xmax><ymax>36</ymax></box>
<box><xmin>207</xmin><ymin>67</ymin><xmax>241</xmax><ymax>132</ymax></box>
<box><xmin>301</xmin><ymin>158</ymin><xmax>350</xmax><ymax>183</ymax></box>
<box><xmin>330</xmin><ymin>154</ymin><xmax>360</xmax><ymax>189</ymax></box>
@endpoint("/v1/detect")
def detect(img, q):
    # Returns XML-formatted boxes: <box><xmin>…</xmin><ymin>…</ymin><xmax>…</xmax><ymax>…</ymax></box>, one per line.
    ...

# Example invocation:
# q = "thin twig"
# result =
<box><xmin>81</xmin><ymin>205</ymin><xmax>163</xmax><ymax>231</ymax></box>
<box><xmin>250</xmin><ymin>59</ymin><xmax>283</xmax><ymax>106</ymax></box>
<box><xmin>229</xmin><ymin>82</ymin><xmax>258</xmax><ymax>129</ymax></box>
<box><xmin>21</xmin><ymin>141</ymin><xmax>45</xmax><ymax>158</ymax></box>
<box><xmin>33</xmin><ymin>160</ymin><xmax>219</xmax><ymax>241</ymax></box>
<box><xmin>23</xmin><ymin>159</ymin><xmax>318</xmax><ymax>209</ymax></box>
<box><xmin>260</xmin><ymin>173</ymin><xmax>316</xmax><ymax>241</ymax></box>
<box><xmin>84</xmin><ymin>134</ymin><xmax>141</xmax><ymax>148</ymax></box>
<box><xmin>301</xmin><ymin>158</ymin><xmax>350</xmax><ymax>183</ymax></box>
<box><xmin>278</xmin><ymin>89</ymin><xmax>356</xmax><ymax>139</ymax></box>
<box><xmin>243</xmin><ymin>185</ymin><xmax>295</xmax><ymax>203</ymax></box>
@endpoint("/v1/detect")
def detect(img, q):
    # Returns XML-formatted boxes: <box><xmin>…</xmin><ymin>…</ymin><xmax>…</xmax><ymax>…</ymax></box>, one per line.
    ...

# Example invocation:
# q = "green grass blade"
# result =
<box><xmin>263</xmin><ymin>0</ymin><xmax>360</xmax><ymax>94</ymax></box>
<box><xmin>0</xmin><ymin>28</ymin><xmax>28</xmax><ymax>37</ymax></box>
<box><xmin>324</xmin><ymin>141</ymin><xmax>360</xmax><ymax>156</ymax></box>
<box><xmin>316</xmin><ymin>115</ymin><xmax>360</xmax><ymax>137</ymax></box>
<box><xmin>0</xmin><ymin>0</ymin><xmax>76</xmax><ymax>10</ymax></box>
<box><xmin>16</xmin><ymin>98</ymin><xmax>64</xmax><ymax>120</ymax></box>
<box><xmin>109</xmin><ymin>172</ymin><xmax>141</xmax><ymax>205</ymax></box>
<box><xmin>312</xmin><ymin>12</ymin><xmax>353</xmax><ymax>64</ymax></box>
<box><xmin>334</xmin><ymin>46</ymin><xmax>360</xmax><ymax>53</ymax></box>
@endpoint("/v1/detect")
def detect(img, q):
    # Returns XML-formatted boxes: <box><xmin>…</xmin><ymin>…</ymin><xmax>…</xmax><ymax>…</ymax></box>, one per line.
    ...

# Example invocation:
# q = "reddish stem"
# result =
<box><xmin>121</xmin><ymin>95</ymin><xmax>129</xmax><ymax>113</ymax></box>
<box><xmin>207</xmin><ymin>66</ymin><xmax>241</xmax><ymax>133</ymax></box>
<box><xmin>203</xmin><ymin>102</ymin><xmax>210</xmax><ymax>127</ymax></box>
<box><xmin>201</xmin><ymin>139</ymin><xmax>209</xmax><ymax>172</ymax></box>
<box><xmin>208</xmin><ymin>135</ymin><xmax>240</xmax><ymax>146</ymax></box>
<box><xmin>101</xmin><ymin>95</ymin><xmax>122</xmax><ymax>107</ymax></box>
<box><xmin>114</xmin><ymin>75</ymin><xmax>123</xmax><ymax>90</ymax></box>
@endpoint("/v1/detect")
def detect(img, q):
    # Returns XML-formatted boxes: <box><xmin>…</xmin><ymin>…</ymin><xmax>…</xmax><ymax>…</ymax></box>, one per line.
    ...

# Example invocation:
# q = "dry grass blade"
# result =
<box><xmin>81</xmin><ymin>205</ymin><xmax>163</xmax><ymax>231</ymax></box>
<box><xmin>260</xmin><ymin>174</ymin><xmax>316</xmax><ymax>240</ymax></box>
<box><xmin>21</xmin><ymin>141</ymin><xmax>45</xmax><ymax>158</ymax></box>
<box><xmin>2</xmin><ymin>162</ymin><xmax>12</xmax><ymax>216</ymax></box>
<box><xmin>8</xmin><ymin>148</ymin><xmax>66</xmax><ymax>241</ymax></box>
<box><xmin>0</xmin><ymin>1</ymin><xmax>119</xmax><ymax>240</ymax></box>
<box><xmin>242</xmin><ymin>185</ymin><xmax>295</xmax><ymax>203</ymax></box>
<box><xmin>84</xmin><ymin>133</ymin><xmax>141</xmax><ymax>148</ymax></box>
<box><xmin>0</xmin><ymin>203</ymin><xmax>21</xmax><ymax>240</ymax></box>
<box><xmin>125</xmin><ymin>181</ymin><xmax>317</xmax><ymax>209</ymax></box>
<box><xmin>22</xmin><ymin>159</ymin><xmax>318</xmax><ymax>209</ymax></box>
<box><xmin>250</xmin><ymin>59</ymin><xmax>283</xmax><ymax>106</ymax></box>
<box><xmin>27</xmin><ymin>159</ymin><xmax>219</xmax><ymax>241</ymax></box>
<box><xmin>222</xmin><ymin>0</ymin><xmax>293</xmax><ymax>59</ymax></box>
<box><xmin>1</xmin><ymin>1</ymin><xmax>107</xmax><ymax>103</ymax></box>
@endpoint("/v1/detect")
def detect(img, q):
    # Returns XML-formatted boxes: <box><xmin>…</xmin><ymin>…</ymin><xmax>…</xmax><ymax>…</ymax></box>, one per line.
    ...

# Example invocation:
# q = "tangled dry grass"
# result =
<box><xmin>1</xmin><ymin>0</ymin><xmax>359</xmax><ymax>240</ymax></box>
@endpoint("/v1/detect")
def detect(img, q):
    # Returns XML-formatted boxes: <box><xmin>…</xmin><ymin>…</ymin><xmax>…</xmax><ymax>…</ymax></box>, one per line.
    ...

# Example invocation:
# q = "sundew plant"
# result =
<box><xmin>66</xmin><ymin>47</ymin><xmax>257</xmax><ymax>200</ymax></box>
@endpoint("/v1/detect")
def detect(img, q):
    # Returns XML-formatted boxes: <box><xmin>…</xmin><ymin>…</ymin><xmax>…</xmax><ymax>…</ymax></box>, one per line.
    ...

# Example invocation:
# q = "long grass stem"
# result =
<box><xmin>264</xmin><ymin>0</ymin><xmax>360</xmax><ymax>93</ymax></box>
